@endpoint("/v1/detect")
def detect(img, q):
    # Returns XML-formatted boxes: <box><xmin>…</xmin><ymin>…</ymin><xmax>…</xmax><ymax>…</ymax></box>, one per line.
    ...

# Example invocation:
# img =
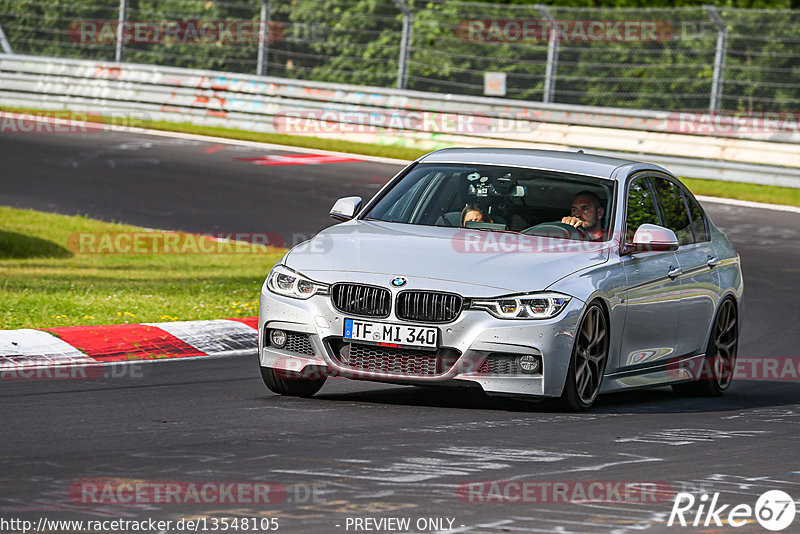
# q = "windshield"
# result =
<box><xmin>363</xmin><ymin>163</ymin><xmax>615</xmax><ymax>241</ymax></box>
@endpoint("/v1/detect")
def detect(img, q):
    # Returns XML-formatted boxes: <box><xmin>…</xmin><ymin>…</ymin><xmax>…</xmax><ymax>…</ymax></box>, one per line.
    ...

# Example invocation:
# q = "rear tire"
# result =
<box><xmin>260</xmin><ymin>366</ymin><xmax>326</xmax><ymax>397</ymax></box>
<box><xmin>560</xmin><ymin>303</ymin><xmax>609</xmax><ymax>411</ymax></box>
<box><xmin>672</xmin><ymin>298</ymin><xmax>738</xmax><ymax>397</ymax></box>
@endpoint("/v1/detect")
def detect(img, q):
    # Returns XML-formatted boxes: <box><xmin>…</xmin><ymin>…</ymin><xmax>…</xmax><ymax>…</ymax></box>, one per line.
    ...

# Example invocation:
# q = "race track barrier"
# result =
<box><xmin>1</xmin><ymin>54</ymin><xmax>798</xmax><ymax>187</ymax></box>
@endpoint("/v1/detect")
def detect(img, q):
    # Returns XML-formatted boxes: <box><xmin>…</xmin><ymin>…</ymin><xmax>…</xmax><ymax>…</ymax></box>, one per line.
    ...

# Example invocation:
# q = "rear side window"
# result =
<box><xmin>625</xmin><ymin>177</ymin><xmax>660</xmax><ymax>242</ymax></box>
<box><xmin>653</xmin><ymin>178</ymin><xmax>694</xmax><ymax>245</ymax></box>
<box><xmin>684</xmin><ymin>193</ymin><xmax>709</xmax><ymax>242</ymax></box>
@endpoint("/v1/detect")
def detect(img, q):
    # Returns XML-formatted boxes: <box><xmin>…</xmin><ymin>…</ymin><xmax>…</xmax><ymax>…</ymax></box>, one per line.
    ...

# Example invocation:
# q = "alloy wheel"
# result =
<box><xmin>711</xmin><ymin>298</ymin><xmax>737</xmax><ymax>390</ymax></box>
<box><xmin>574</xmin><ymin>305</ymin><xmax>609</xmax><ymax>405</ymax></box>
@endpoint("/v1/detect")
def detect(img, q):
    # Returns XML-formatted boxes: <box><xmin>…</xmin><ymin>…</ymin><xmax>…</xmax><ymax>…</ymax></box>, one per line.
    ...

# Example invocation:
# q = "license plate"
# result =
<box><xmin>343</xmin><ymin>318</ymin><xmax>438</xmax><ymax>350</ymax></box>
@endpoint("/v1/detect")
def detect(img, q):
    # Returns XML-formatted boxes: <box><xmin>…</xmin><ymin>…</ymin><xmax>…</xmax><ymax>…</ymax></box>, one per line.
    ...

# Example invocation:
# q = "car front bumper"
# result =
<box><xmin>258</xmin><ymin>284</ymin><xmax>584</xmax><ymax>398</ymax></box>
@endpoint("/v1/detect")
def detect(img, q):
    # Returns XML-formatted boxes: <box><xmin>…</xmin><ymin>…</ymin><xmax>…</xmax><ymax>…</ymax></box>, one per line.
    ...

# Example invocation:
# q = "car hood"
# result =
<box><xmin>284</xmin><ymin>220</ymin><xmax>610</xmax><ymax>295</ymax></box>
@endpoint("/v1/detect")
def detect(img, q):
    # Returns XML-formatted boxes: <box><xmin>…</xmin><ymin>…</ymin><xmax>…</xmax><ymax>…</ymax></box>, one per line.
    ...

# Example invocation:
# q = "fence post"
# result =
<box><xmin>0</xmin><ymin>23</ymin><xmax>13</xmax><ymax>54</ymax></box>
<box><xmin>257</xmin><ymin>0</ymin><xmax>271</xmax><ymax>76</ymax></box>
<box><xmin>115</xmin><ymin>0</ymin><xmax>127</xmax><ymax>62</ymax></box>
<box><xmin>536</xmin><ymin>5</ymin><xmax>558</xmax><ymax>104</ymax></box>
<box><xmin>393</xmin><ymin>0</ymin><xmax>413</xmax><ymax>90</ymax></box>
<box><xmin>705</xmin><ymin>5</ymin><xmax>727</xmax><ymax>112</ymax></box>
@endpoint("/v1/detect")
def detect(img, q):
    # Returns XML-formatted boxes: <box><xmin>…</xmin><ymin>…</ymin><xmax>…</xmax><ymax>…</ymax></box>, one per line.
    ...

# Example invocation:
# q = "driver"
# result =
<box><xmin>461</xmin><ymin>204</ymin><xmax>491</xmax><ymax>226</ymax></box>
<box><xmin>561</xmin><ymin>191</ymin><xmax>605</xmax><ymax>240</ymax></box>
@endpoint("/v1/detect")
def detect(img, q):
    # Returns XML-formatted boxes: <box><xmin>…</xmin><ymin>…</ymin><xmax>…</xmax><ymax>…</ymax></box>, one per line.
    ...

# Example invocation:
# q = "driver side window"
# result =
<box><xmin>625</xmin><ymin>177</ymin><xmax>659</xmax><ymax>242</ymax></box>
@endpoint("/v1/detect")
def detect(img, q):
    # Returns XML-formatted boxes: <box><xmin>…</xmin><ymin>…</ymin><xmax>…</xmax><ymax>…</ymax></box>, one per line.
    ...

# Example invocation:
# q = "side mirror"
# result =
<box><xmin>625</xmin><ymin>224</ymin><xmax>679</xmax><ymax>253</ymax></box>
<box><xmin>330</xmin><ymin>196</ymin><xmax>363</xmax><ymax>222</ymax></box>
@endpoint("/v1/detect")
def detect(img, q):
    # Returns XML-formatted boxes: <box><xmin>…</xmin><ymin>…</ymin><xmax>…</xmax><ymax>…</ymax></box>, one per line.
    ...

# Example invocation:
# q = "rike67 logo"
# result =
<box><xmin>668</xmin><ymin>490</ymin><xmax>796</xmax><ymax>531</ymax></box>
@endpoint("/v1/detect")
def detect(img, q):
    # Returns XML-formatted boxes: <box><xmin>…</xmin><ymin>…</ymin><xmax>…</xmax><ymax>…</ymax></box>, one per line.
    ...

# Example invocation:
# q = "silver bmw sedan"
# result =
<box><xmin>257</xmin><ymin>148</ymin><xmax>743</xmax><ymax>410</ymax></box>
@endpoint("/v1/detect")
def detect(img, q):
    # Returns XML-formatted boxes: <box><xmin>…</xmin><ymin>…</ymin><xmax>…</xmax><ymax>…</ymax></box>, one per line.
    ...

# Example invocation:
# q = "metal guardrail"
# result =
<box><xmin>0</xmin><ymin>54</ymin><xmax>798</xmax><ymax>188</ymax></box>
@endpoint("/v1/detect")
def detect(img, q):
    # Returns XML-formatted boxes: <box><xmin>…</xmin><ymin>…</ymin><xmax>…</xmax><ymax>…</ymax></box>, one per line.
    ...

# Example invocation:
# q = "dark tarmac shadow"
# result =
<box><xmin>271</xmin><ymin>378</ymin><xmax>800</xmax><ymax>415</ymax></box>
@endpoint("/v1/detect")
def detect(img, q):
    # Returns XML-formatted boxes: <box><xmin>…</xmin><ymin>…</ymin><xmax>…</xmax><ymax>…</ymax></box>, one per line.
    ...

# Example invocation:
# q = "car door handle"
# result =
<box><xmin>667</xmin><ymin>265</ymin><xmax>682</xmax><ymax>279</ymax></box>
<box><xmin>707</xmin><ymin>256</ymin><xmax>720</xmax><ymax>268</ymax></box>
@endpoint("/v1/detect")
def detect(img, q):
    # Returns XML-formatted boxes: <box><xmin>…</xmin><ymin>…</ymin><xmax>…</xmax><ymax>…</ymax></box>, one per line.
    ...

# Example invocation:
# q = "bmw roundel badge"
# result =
<box><xmin>391</xmin><ymin>277</ymin><xmax>407</xmax><ymax>287</ymax></box>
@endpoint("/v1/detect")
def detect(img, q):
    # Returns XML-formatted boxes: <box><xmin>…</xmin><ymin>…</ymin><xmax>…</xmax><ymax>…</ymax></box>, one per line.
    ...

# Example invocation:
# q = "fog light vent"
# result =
<box><xmin>270</xmin><ymin>329</ymin><xmax>287</xmax><ymax>348</ymax></box>
<box><xmin>516</xmin><ymin>354</ymin><xmax>541</xmax><ymax>374</ymax></box>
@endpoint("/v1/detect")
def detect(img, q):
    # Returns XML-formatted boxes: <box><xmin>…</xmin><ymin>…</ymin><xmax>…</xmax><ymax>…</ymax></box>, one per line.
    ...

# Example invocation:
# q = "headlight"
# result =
<box><xmin>266</xmin><ymin>265</ymin><xmax>328</xmax><ymax>299</ymax></box>
<box><xmin>470</xmin><ymin>292</ymin><xmax>571</xmax><ymax>319</ymax></box>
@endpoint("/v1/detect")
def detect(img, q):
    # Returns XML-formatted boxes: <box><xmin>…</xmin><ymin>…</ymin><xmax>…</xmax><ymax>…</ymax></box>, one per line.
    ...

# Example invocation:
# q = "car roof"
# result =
<box><xmin>417</xmin><ymin>148</ymin><xmax>660</xmax><ymax>180</ymax></box>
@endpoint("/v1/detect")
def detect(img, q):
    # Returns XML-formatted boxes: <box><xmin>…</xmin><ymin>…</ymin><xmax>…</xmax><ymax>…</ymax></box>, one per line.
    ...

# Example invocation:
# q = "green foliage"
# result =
<box><xmin>0</xmin><ymin>0</ymin><xmax>796</xmax><ymax>110</ymax></box>
<box><xmin>284</xmin><ymin>0</ymin><xmax>401</xmax><ymax>85</ymax></box>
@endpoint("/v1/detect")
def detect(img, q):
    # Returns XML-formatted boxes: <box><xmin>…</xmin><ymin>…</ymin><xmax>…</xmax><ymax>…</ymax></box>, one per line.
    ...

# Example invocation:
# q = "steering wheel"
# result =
<box><xmin>521</xmin><ymin>221</ymin><xmax>592</xmax><ymax>240</ymax></box>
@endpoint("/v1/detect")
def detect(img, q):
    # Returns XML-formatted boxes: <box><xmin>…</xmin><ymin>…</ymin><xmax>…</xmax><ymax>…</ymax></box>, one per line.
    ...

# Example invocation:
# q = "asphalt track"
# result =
<box><xmin>2</xmin><ymin>130</ymin><xmax>800</xmax><ymax>534</ymax></box>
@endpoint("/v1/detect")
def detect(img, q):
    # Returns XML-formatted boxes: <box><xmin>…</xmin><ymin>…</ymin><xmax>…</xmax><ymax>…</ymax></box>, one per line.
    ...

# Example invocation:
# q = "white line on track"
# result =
<box><xmin>696</xmin><ymin>195</ymin><xmax>800</xmax><ymax>214</ymax></box>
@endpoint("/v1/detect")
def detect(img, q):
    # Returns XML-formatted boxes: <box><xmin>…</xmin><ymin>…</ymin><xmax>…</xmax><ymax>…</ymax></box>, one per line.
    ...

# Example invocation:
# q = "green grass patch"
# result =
<box><xmin>3</xmin><ymin>107</ymin><xmax>799</xmax><ymax>208</ymax></box>
<box><xmin>0</xmin><ymin>206</ymin><xmax>284</xmax><ymax>329</ymax></box>
<box><xmin>682</xmin><ymin>177</ymin><xmax>800</xmax><ymax>207</ymax></box>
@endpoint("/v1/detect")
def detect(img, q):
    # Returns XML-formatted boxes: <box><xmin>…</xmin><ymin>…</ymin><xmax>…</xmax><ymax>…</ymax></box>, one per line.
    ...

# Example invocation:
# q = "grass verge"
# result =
<box><xmin>682</xmin><ymin>177</ymin><xmax>800</xmax><ymax>207</ymax></box>
<box><xmin>3</xmin><ymin>107</ymin><xmax>799</xmax><ymax>208</ymax></box>
<box><xmin>0</xmin><ymin>206</ymin><xmax>284</xmax><ymax>330</ymax></box>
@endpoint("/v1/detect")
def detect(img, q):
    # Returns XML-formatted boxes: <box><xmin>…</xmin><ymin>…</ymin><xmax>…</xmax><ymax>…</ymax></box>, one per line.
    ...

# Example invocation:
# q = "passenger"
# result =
<box><xmin>561</xmin><ymin>191</ymin><xmax>605</xmax><ymax>240</ymax></box>
<box><xmin>461</xmin><ymin>204</ymin><xmax>490</xmax><ymax>226</ymax></box>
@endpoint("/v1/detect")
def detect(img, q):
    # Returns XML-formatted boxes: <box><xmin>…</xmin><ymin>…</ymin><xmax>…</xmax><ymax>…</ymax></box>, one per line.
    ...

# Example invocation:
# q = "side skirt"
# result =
<box><xmin>599</xmin><ymin>354</ymin><xmax>706</xmax><ymax>394</ymax></box>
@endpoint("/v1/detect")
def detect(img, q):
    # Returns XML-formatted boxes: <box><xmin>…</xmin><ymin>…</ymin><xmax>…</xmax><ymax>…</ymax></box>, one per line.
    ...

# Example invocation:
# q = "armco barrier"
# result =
<box><xmin>1</xmin><ymin>54</ymin><xmax>798</xmax><ymax>187</ymax></box>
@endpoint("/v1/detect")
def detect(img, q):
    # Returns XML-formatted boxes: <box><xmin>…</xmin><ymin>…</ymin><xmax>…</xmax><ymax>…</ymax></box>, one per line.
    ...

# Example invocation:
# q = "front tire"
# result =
<box><xmin>672</xmin><ymin>298</ymin><xmax>738</xmax><ymax>397</ymax></box>
<box><xmin>560</xmin><ymin>303</ymin><xmax>609</xmax><ymax>411</ymax></box>
<box><xmin>260</xmin><ymin>366</ymin><xmax>326</xmax><ymax>397</ymax></box>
